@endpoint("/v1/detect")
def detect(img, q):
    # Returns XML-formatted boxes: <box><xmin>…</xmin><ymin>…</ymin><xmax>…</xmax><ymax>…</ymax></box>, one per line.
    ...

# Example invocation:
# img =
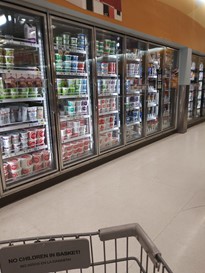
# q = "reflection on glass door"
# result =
<box><xmin>95</xmin><ymin>29</ymin><xmax>122</xmax><ymax>152</ymax></box>
<box><xmin>162</xmin><ymin>48</ymin><xmax>178</xmax><ymax>129</ymax></box>
<box><xmin>0</xmin><ymin>5</ymin><xmax>56</xmax><ymax>190</ymax></box>
<box><xmin>50</xmin><ymin>18</ymin><xmax>95</xmax><ymax>167</ymax></box>
<box><xmin>146</xmin><ymin>44</ymin><xmax>162</xmax><ymax>135</ymax></box>
<box><xmin>125</xmin><ymin>37</ymin><xmax>146</xmax><ymax>142</ymax></box>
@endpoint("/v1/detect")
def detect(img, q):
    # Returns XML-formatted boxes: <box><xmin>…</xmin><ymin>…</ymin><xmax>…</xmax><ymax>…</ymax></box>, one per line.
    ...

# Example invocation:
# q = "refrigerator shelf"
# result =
<box><xmin>125</xmin><ymin>106</ymin><xmax>140</xmax><ymax>110</ymax></box>
<box><xmin>98</xmin><ymin>93</ymin><xmax>118</xmax><ymax>97</ymax></box>
<box><xmin>100</xmin><ymin>141</ymin><xmax>120</xmax><ymax>152</ymax></box>
<box><xmin>62</xmin><ymin>134</ymin><xmax>91</xmax><ymax>144</ymax></box>
<box><xmin>99</xmin><ymin>110</ymin><xmax>118</xmax><ymax>116</ymax></box>
<box><xmin>126</xmin><ymin>58</ymin><xmax>141</xmax><ymax>62</ymax></box>
<box><xmin>97</xmin><ymin>74</ymin><xmax>118</xmax><ymax>78</ymax></box>
<box><xmin>147</xmin><ymin>102</ymin><xmax>157</xmax><ymax>107</ymax></box>
<box><xmin>56</xmin><ymin>72</ymin><xmax>88</xmax><ymax>76</ymax></box>
<box><xmin>126</xmin><ymin>121</ymin><xmax>140</xmax><ymax>126</ymax></box>
<box><xmin>99</xmin><ymin>127</ymin><xmax>119</xmax><ymax>134</ymax></box>
<box><xmin>0</xmin><ymin>38</ymin><xmax>40</xmax><ymax>48</ymax></box>
<box><xmin>148</xmin><ymin>75</ymin><xmax>157</xmax><ymax>79</ymax></box>
<box><xmin>5</xmin><ymin>166</ymin><xmax>52</xmax><ymax>187</ymax></box>
<box><xmin>0</xmin><ymin>97</ymin><xmax>45</xmax><ymax>103</ymax></box>
<box><xmin>2</xmin><ymin>145</ymin><xmax>48</xmax><ymax>160</ymax></box>
<box><xmin>54</xmin><ymin>46</ymin><xmax>86</xmax><ymax>54</ymax></box>
<box><xmin>127</xmin><ymin>75</ymin><xmax>141</xmax><ymax>79</ymax></box>
<box><xmin>97</xmin><ymin>55</ymin><xmax>117</xmax><ymax>60</ymax></box>
<box><xmin>58</xmin><ymin>94</ymin><xmax>88</xmax><ymax>99</ymax></box>
<box><xmin>0</xmin><ymin>67</ymin><xmax>41</xmax><ymax>73</ymax></box>
<box><xmin>0</xmin><ymin>119</ymin><xmax>46</xmax><ymax>132</ymax></box>
<box><xmin>60</xmin><ymin>115</ymin><xmax>90</xmax><ymax>121</ymax></box>
<box><xmin>63</xmin><ymin>150</ymin><xmax>93</xmax><ymax>164</ymax></box>
<box><xmin>147</xmin><ymin>116</ymin><xmax>157</xmax><ymax>121</ymax></box>
<box><xmin>147</xmin><ymin>88</ymin><xmax>157</xmax><ymax>93</ymax></box>
<box><xmin>126</xmin><ymin>91</ymin><xmax>141</xmax><ymax>95</ymax></box>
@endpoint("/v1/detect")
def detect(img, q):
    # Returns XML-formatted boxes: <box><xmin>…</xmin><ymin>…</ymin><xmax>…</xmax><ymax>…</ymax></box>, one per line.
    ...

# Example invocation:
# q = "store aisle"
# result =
<box><xmin>0</xmin><ymin>123</ymin><xmax>205</xmax><ymax>273</ymax></box>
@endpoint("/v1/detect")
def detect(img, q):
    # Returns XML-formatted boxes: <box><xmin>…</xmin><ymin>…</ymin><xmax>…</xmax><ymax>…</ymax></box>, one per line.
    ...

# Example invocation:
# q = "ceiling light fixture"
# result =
<box><xmin>0</xmin><ymin>14</ymin><xmax>7</xmax><ymax>26</ymax></box>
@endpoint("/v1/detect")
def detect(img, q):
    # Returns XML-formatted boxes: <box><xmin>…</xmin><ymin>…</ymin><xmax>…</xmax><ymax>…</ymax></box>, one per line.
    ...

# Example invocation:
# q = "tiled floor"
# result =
<box><xmin>0</xmin><ymin>123</ymin><xmax>205</xmax><ymax>273</ymax></box>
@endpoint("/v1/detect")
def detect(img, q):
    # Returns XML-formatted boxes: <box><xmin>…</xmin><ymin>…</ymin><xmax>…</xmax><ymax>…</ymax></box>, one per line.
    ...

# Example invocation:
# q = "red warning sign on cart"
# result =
<box><xmin>0</xmin><ymin>238</ymin><xmax>90</xmax><ymax>273</ymax></box>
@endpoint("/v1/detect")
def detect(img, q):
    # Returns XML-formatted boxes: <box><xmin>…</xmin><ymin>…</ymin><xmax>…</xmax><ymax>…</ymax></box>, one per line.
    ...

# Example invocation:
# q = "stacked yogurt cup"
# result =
<box><xmin>3</xmin><ymin>150</ymin><xmax>51</xmax><ymax>181</ymax></box>
<box><xmin>62</xmin><ymin>138</ymin><xmax>90</xmax><ymax>161</ymax></box>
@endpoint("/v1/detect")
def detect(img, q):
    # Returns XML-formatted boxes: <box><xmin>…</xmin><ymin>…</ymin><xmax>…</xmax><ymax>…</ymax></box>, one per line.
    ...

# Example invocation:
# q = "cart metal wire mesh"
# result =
<box><xmin>0</xmin><ymin>223</ymin><xmax>173</xmax><ymax>273</ymax></box>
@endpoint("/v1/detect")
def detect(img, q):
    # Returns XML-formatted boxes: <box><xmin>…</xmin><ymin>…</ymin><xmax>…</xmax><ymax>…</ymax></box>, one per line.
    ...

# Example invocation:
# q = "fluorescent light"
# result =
<box><xmin>8</xmin><ymin>15</ymin><xmax>12</xmax><ymax>21</ymax></box>
<box><xmin>196</xmin><ymin>0</ymin><xmax>205</xmax><ymax>5</ymax></box>
<box><xmin>0</xmin><ymin>14</ymin><xmax>7</xmax><ymax>26</ymax></box>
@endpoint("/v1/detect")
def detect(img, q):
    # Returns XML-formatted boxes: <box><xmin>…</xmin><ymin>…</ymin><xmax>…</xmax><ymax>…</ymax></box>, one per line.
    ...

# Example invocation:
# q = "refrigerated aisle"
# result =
<box><xmin>0</xmin><ymin>4</ymin><xmax>56</xmax><ymax>191</ymax></box>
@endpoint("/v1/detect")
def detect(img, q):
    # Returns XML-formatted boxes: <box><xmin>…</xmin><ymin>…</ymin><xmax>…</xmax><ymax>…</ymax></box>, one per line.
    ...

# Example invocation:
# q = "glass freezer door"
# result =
<box><xmin>146</xmin><ymin>44</ymin><xmax>163</xmax><ymax>135</ymax></box>
<box><xmin>196</xmin><ymin>57</ymin><xmax>205</xmax><ymax>118</ymax></box>
<box><xmin>50</xmin><ymin>18</ymin><xmax>95</xmax><ymax>167</ymax></box>
<box><xmin>95</xmin><ymin>29</ymin><xmax>123</xmax><ymax>152</ymax></box>
<box><xmin>125</xmin><ymin>37</ymin><xmax>146</xmax><ymax>142</ymax></box>
<box><xmin>162</xmin><ymin>48</ymin><xmax>178</xmax><ymax>129</ymax></box>
<box><xmin>188</xmin><ymin>55</ymin><xmax>198</xmax><ymax>121</ymax></box>
<box><xmin>0</xmin><ymin>4</ymin><xmax>56</xmax><ymax>190</ymax></box>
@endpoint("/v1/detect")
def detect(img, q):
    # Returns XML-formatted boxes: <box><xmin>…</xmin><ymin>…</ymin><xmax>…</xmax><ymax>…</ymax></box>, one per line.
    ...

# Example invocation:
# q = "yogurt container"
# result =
<box><xmin>20</xmin><ymin>130</ymin><xmax>28</xmax><ymax>138</ymax></box>
<box><xmin>33</xmin><ymin>162</ymin><xmax>43</xmax><ymax>171</ymax></box>
<box><xmin>42</xmin><ymin>150</ymin><xmax>50</xmax><ymax>161</ymax></box>
<box><xmin>36</xmin><ymin>137</ymin><xmax>45</xmax><ymax>146</ymax></box>
<box><xmin>20</xmin><ymin>154</ymin><xmax>32</xmax><ymax>168</ymax></box>
<box><xmin>28</xmin><ymin>139</ymin><xmax>36</xmax><ymax>148</ymax></box>
<box><xmin>36</xmin><ymin>128</ymin><xmax>45</xmax><ymax>138</ymax></box>
<box><xmin>13</xmin><ymin>143</ymin><xmax>21</xmax><ymax>153</ymax></box>
<box><xmin>7</xmin><ymin>157</ymin><xmax>21</xmax><ymax>170</ymax></box>
<box><xmin>32</xmin><ymin>151</ymin><xmax>42</xmax><ymax>164</ymax></box>
<box><xmin>4</xmin><ymin>147</ymin><xmax>12</xmax><ymax>155</ymax></box>
<box><xmin>10</xmin><ymin>168</ymin><xmax>22</xmax><ymax>179</ymax></box>
<box><xmin>27</xmin><ymin>129</ymin><xmax>36</xmax><ymax>140</ymax></box>
<box><xmin>22</xmin><ymin>165</ymin><xmax>33</xmax><ymax>175</ymax></box>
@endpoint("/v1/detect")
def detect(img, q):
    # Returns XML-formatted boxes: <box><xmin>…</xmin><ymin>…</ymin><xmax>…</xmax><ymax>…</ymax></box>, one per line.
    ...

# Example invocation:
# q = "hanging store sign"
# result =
<box><xmin>0</xmin><ymin>238</ymin><xmax>90</xmax><ymax>273</ymax></box>
<box><xmin>65</xmin><ymin>0</ymin><xmax>122</xmax><ymax>21</ymax></box>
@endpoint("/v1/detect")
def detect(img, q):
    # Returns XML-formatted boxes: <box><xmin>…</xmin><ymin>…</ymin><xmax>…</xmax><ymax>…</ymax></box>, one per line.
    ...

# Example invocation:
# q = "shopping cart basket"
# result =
<box><xmin>0</xmin><ymin>223</ymin><xmax>173</xmax><ymax>273</ymax></box>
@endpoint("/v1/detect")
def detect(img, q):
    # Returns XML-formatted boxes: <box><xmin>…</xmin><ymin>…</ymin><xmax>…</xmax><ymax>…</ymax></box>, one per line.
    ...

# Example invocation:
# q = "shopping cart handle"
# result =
<box><xmin>99</xmin><ymin>223</ymin><xmax>161</xmax><ymax>265</ymax></box>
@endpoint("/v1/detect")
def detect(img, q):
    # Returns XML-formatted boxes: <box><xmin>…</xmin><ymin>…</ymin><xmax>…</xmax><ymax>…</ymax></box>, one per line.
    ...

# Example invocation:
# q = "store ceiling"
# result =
<box><xmin>158</xmin><ymin>0</ymin><xmax>205</xmax><ymax>28</ymax></box>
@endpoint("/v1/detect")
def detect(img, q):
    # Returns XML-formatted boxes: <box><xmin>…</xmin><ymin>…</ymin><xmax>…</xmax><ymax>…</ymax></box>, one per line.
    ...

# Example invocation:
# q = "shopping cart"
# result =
<box><xmin>0</xmin><ymin>223</ymin><xmax>173</xmax><ymax>273</ymax></box>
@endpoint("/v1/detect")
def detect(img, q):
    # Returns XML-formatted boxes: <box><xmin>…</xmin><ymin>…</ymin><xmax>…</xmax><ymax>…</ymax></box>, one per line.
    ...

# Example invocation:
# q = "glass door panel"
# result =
<box><xmin>188</xmin><ymin>55</ymin><xmax>198</xmax><ymax>121</ymax></box>
<box><xmin>0</xmin><ymin>5</ymin><xmax>56</xmax><ymax>190</ymax></box>
<box><xmin>196</xmin><ymin>57</ymin><xmax>205</xmax><ymax>118</ymax></box>
<box><xmin>50</xmin><ymin>18</ymin><xmax>95</xmax><ymax>167</ymax></box>
<box><xmin>95</xmin><ymin>29</ymin><xmax>123</xmax><ymax>152</ymax></box>
<box><xmin>162</xmin><ymin>48</ymin><xmax>178</xmax><ymax>129</ymax></box>
<box><xmin>125</xmin><ymin>37</ymin><xmax>146</xmax><ymax>142</ymax></box>
<box><xmin>146</xmin><ymin>44</ymin><xmax>163</xmax><ymax>135</ymax></box>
